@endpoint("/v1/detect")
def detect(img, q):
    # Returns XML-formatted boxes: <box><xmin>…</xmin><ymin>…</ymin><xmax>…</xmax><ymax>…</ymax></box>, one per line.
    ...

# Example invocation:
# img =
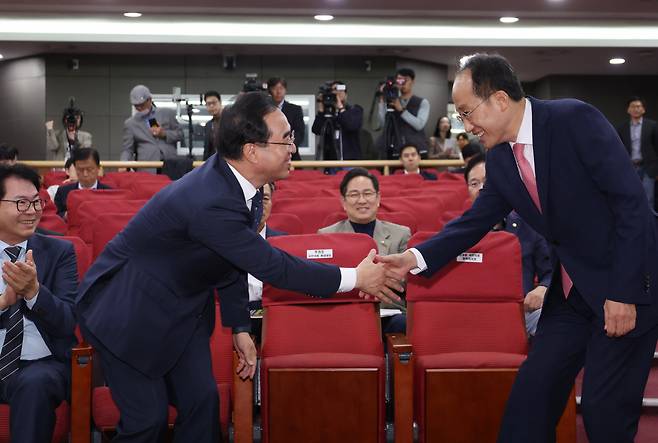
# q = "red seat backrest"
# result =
<box><xmin>129</xmin><ymin>180</ymin><xmax>170</xmax><ymax>200</ymax></box>
<box><xmin>379</xmin><ymin>196</ymin><xmax>449</xmax><ymax>231</ymax></box>
<box><xmin>274</xmin><ymin>179</ymin><xmax>338</xmax><ymax>196</ymax></box>
<box><xmin>271</xmin><ymin>197</ymin><xmax>343</xmax><ymax>234</ymax></box>
<box><xmin>267</xmin><ymin>213</ymin><xmax>303</xmax><ymax>235</ymax></box>
<box><xmin>379</xmin><ymin>173</ymin><xmax>424</xmax><ymax>188</ymax></box>
<box><xmin>65</xmin><ymin>189</ymin><xmax>133</xmax><ymax>232</ymax></box>
<box><xmin>42</xmin><ymin>171</ymin><xmax>68</xmax><ymax>188</ymax></box>
<box><xmin>56</xmin><ymin>235</ymin><xmax>92</xmax><ymax>281</ymax></box>
<box><xmin>39</xmin><ymin>213</ymin><xmax>67</xmax><ymax>234</ymax></box>
<box><xmin>286</xmin><ymin>169</ymin><xmax>326</xmax><ymax>181</ymax></box>
<box><xmin>91</xmin><ymin>213</ymin><xmax>136</xmax><ymax>260</ymax></box>
<box><xmin>75</xmin><ymin>200</ymin><xmax>146</xmax><ymax>244</ymax></box>
<box><xmin>406</xmin><ymin>231</ymin><xmax>527</xmax><ymax>356</ymax></box>
<box><xmin>103</xmin><ymin>172</ymin><xmax>171</xmax><ymax>189</ymax></box>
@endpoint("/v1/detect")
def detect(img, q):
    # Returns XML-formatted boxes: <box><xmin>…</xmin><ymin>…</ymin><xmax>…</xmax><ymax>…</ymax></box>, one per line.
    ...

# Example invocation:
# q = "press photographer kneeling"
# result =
<box><xmin>311</xmin><ymin>81</ymin><xmax>364</xmax><ymax>160</ymax></box>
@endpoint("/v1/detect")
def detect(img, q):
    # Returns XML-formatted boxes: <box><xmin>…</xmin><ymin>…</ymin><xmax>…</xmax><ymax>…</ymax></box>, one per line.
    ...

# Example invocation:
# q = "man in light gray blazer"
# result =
<box><xmin>121</xmin><ymin>85</ymin><xmax>184</xmax><ymax>165</ymax></box>
<box><xmin>318</xmin><ymin>168</ymin><xmax>411</xmax><ymax>255</ymax></box>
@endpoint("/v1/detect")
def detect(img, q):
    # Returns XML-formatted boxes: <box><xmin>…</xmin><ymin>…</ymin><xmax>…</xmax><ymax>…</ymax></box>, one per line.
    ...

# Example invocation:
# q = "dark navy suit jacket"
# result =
<box><xmin>20</xmin><ymin>234</ymin><xmax>78</xmax><ymax>363</ymax></box>
<box><xmin>76</xmin><ymin>154</ymin><xmax>341</xmax><ymax>377</ymax></box>
<box><xmin>54</xmin><ymin>181</ymin><xmax>112</xmax><ymax>217</ymax></box>
<box><xmin>416</xmin><ymin>97</ymin><xmax>658</xmax><ymax>335</ymax></box>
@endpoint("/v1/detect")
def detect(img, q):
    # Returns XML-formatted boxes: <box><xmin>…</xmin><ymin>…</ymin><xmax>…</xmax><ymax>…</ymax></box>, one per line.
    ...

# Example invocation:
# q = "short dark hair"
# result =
<box><xmin>339</xmin><ymin>167</ymin><xmax>379</xmax><ymax>196</ymax></box>
<box><xmin>627</xmin><ymin>96</ymin><xmax>646</xmax><ymax>108</ymax></box>
<box><xmin>458</xmin><ymin>53</ymin><xmax>525</xmax><ymax>101</ymax></box>
<box><xmin>72</xmin><ymin>147</ymin><xmax>100</xmax><ymax>166</ymax></box>
<box><xmin>0</xmin><ymin>164</ymin><xmax>40</xmax><ymax>199</ymax></box>
<box><xmin>464</xmin><ymin>152</ymin><xmax>486</xmax><ymax>182</ymax></box>
<box><xmin>456</xmin><ymin>132</ymin><xmax>469</xmax><ymax>142</ymax></box>
<box><xmin>267</xmin><ymin>77</ymin><xmax>287</xmax><ymax>90</ymax></box>
<box><xmin>204</xmin><ymin>90</ymin><xmax>221</xmax><ymax>102</ymax></box>
<box><xmin>0</xmin><ymin>144</ymin><xmax>18</xmax><ymax>161</ymax></box>
<box><xmin>217</xmin><ymin>92</ymin><xmax>278</xmax><ymax>160</ymax></box>
<box><xmin>396</xmin><ymin>68</ymin><xmax>415</xmax><ymax>80</ymax></box>
<box><xmin>400</xmin><ymin>145</ymin><xmax>419</xmax><ymax>155</ymax></box>
<box><xmin>433</xmin><ymin>116</ymin><xmax>452</xmax><ymax>138</ymax></box>
<box><xmin>64</xmin><ymin>157</ymin><xmax>75</xmax><ymax>170</ymax></box>
<box><xmin>462</xmin><ymin>142</ymin><xmax>485</xmax><ymax>161</ymax></box>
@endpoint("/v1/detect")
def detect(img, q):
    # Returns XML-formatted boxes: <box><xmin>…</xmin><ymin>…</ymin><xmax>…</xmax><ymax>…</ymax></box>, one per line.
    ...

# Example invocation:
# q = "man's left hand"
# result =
<box><xmin>150</xmin><ymin>126</ymin><xmax>166</xmax><ymax>139</ymax></box>
<box><xmin>392</xmin><ymin>99</ymin><xmax>404</xmax><ymax>112</ymax></box>
<box><xmin>604</xmin><ymin>299</ymin><xmax>636</xmax><ymax>337</ymax></box>
<box><xmin>524</xmin><ymin>285</ymin><xmax>547</xmax><ymax>312</ymax></box>
<box><xmin>233</xmin><ymin>332</ymin><xmax>257</xmax><ymax>379</ymax></box>
<box><xmin>2</xmin><ymin>250</ymin><xmax>39</xmax><ymax>300</ymax></box>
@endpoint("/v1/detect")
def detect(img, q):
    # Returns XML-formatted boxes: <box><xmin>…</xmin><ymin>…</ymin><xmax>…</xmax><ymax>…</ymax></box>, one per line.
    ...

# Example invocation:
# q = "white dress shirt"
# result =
<box><xmin>0</xmin><ymin>240</ymin><xmax>52</xmax><ymax>360</ymax></box>
<box><xmin>409</xmin><ymin>98</ymin><xmax>536</xmax><ymax>274</ymax></box>
<box><xmin>226</xmin><ymin>162</ymin><xmax>357</xmax><ymax>291</ymax></box>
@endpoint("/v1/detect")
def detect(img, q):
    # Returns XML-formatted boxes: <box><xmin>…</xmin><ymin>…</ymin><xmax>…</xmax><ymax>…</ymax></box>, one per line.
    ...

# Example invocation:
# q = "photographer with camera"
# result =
<box><xmin>375</xmin><ymin>68</ymin><xmax>430</xmax><ymax>159</ymax></box>
<box><xmin>311</xmin><ymin>81</ymin><xmax>364</xmax><ymax>161</ymax></box>
<box><xmin>45</xmin><ymin>99</ymin><xmax>92</xmax><ymax>161</ymax></box>
<box><xmin>267</xmin><ymin>77</ymin><xmax>303</xmax><ymax>161</ymax></box>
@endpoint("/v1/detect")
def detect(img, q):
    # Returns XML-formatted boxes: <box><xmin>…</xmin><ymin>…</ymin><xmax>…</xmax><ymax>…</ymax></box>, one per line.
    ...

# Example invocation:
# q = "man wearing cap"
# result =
<box><xmin>121</xmin><ymin>85</ymin><xmax>184</xmax><ymax>169</ymax></box>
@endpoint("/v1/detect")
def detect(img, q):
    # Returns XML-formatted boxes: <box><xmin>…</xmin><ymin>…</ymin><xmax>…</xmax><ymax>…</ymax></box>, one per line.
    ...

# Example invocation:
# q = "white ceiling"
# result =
<box><xmin>0</xmin><ymin>0</ymin><xmax>656</xmax><ymax>80</ymax></box>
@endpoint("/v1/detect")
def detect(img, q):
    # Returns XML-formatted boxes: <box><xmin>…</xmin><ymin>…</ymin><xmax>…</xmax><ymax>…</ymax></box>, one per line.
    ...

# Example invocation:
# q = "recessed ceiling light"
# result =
<box><xmin>609</xmin><ymin>58</ymin><xmax>626</xmax><ymax>65</ymax></box>
<box><xmin>314</xmin><ymin>15</ymin><xmax>334</xmax><ymax>21</ymax></box>
<box><xmin>0</xmin><ymin>54</ymin><xmax>4</xmax><ymax>60</ymax></box>
<box><xmin>123</xmin><ymin>12</ymin><xmax>142</xmax><ymax>18</ymax></box>
<box><xmin>499</xmin><ymin>17</ymin><xmax>519</xmax><ymax>24</ymax></box>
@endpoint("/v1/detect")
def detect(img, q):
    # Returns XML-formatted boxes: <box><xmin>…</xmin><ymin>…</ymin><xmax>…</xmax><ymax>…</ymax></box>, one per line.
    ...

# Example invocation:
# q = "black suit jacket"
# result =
<box><xmin>17</xmin><ymin>234</ymin><xmax>78</xmax><ymax>363</ymax></box>
<box><xmin>203</xmin><ymin>118</ymin><xmax>219</xmax><ymax>161</ymax></box>
<box><xmin>617</xmin><ymin>117</ymin><xmax>658</xmax><ymax>177</ymax></box>
<box><xmin>54</xmin><ymin>182</ymin><xmax>112</xmax><ymax>217</ymax></box>
<box><xmin>281</xmin><ymin>101</ymin><xmax>304</xmax><ymax>161</ymax></box>
<box><xmin>312</xmin><ymin>104</ymin><xmax>364</xmax><ymax>160</ymax></box>
<box><xmin>76</xmin><ymin>154</ymin><xmax>342</xmax><ymax>378</ymax></box>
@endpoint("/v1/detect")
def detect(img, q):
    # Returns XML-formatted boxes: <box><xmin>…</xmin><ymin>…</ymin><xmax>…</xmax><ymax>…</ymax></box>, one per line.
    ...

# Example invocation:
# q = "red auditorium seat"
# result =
<box><xmin>246</xmin><ymin>233</ymin><xmax>392</xmax><ymax>443</ymax></box>
<box><xmin>271</xmin><ymin>197</ymin><xmax>343</xmax><ymax>233</ymax></box>
<box><xmin>103</xmin><ymin>172</ymin><xmax>171</xmax><ymax>189</ymax></box>
<box><xmin>57</xmin><ymin>235</ymin><xmax>92</xmax><ymax>281</ymax></box>
<box><xmin>274</xmin><ymin>179</ymin><xmax>338</xmax><ymax>195</ymax></box>
<box><xmin>266</xmin><ymin>212</ymin><xmax>303</xmax><ymax>235</ymax></box>
<box><xmin>285</xmin><ymin>169</ymin><xmax>326</xmax><ymax>181</ymax></box>
<box><xmin>65</xmin><ymin>189</ymin><xmax>133</xmax><ymax>235</ymax></box>
<box><xmin>39</xmin><ymin>189</ymin><xmax>56</xmax><ymax>214</ymax></box>
<box><xmin>39</xmin><ymin>213</ymin><xmax>68</xmax><ymax>234</ymax></box>
<box><xmin>70</xmin><ymin>298</ymin><xmax>251</xmax><ymax>443</ymax></box>
<box><xmin>378</xmin><ymin>173</ymin><xmax>424</xmax><ymax>188</ymax></box>
<box><xmin>43</xmin><ymin>171</ymin><xmax>68</xmax><ymax>188</ymax></box>
<box><xmin>320</xmin><ymin>211</ymin><xmax>418</xmax><ymax>234</ymax></box>
<box><xmin>379</xmin><ymin>196</ymin><xmax>451</xmax><ymax>231</ymax></box>
<box><xmin>389</xmin><ymin>231</ymin><xmax>576</xmax><ymax>443</ymax></box>
<box><xmin>128</xmin><ymin>180</ymin><xmax>170</xmax><ymax>200</ymax></box>
<box><xmin>90</xmin><ymin>213</ymin><xmax>135</xmax><ymax>259</ymax></box>
<box><xmin>76</xmin><ymin>200</ymin><xmax>146</xmax><ymax>244</ymax></box>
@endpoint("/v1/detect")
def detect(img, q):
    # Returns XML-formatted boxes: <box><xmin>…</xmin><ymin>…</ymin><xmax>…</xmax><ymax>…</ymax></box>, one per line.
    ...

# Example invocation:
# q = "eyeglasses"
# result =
<box><xmin>344</xmin><ymin>190</ymin><xmax>378</xmax><ymax>202</ymax></box>
<box><xmin>1</xmin><ymin>198</ymin><xmax>46</xmax><ymax>213</ymax></box>
<box><xmin>468</xmin><ymin>179</ymin><xmax>485</xmax><ymax>189</ymax></box>
<box><xmin>254</xmin><ymin>131</ymin><xmax>296</xmax><ymax>148</ymax></box>
<box><xmin>456</xmin><ymin>94</ymin><xmax>491</xmax><ymax>123</ymax></box>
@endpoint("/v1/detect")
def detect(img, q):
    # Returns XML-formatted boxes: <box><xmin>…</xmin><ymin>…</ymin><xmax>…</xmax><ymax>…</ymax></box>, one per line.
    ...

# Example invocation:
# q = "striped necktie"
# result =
<box><xmin>0</xmin><ymin>246</ymin><xmax>23</xmax><ymax>382</ymax></box>
<box><xmin>512</xmin><ymin>144</ymin><xmax>573</xmax><ymax>298</ymax></box>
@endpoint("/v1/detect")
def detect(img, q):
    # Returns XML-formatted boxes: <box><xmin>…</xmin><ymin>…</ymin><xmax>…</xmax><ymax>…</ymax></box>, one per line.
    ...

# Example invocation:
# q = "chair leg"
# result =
<box><xmin>233</xmin><ymin>351</ymin><xmax>254</xmax><ymax>443</ymax></box>
<box><xmin>70</xmin><ymin>342</ymin><xmax>94</xmax><ymax>443</ymax></box>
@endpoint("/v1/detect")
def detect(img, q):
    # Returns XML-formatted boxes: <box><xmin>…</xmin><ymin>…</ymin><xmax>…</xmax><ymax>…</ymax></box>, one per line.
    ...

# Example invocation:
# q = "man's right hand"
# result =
<box><xmin>355</xmin><ymin>249</ymin><xmax>403</xmax><ymax>305</ymax></box>
<box><xmin>376</xmin><ymin>250</ymin><xmax>418</xmax><ymax>278</ymax></box>
<box><xmin>0</xmin><ymin>285</ymin><xmax>19</xmax><ymax>311</ymax></box>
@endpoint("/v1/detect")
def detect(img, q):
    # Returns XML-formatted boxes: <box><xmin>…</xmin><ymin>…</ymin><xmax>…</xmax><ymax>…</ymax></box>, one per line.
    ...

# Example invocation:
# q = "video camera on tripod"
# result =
<box><xmin>317</xmin><ymin>81</ymin><xmax>346</xmax><ymax>117</ymax></box>
<box><xmin>62</xmin><ymin>97</ymin><xmax>84</xmax><ymax>132</ymax></box>
<box><xmin>375</xmin><ymin>76</ymin><xmax>402</xmax><ymax>112</ymax></box>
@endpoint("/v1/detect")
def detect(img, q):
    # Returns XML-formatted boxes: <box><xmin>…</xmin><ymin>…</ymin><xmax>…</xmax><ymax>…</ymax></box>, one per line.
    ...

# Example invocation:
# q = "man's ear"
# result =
<box><xmin>243</xmin><ymin>143</ymin><xmax>258</xmax><ymax>164</ymax></box>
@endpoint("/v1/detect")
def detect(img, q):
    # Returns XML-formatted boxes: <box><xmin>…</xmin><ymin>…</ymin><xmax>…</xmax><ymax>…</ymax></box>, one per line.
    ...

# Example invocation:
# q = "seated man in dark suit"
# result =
<box><xmin>76</xmin><ymin>92</ymin><xmax>400</xmax><ymax>442</ymax></box>
<box><xmin>54</xmin><ymin>147</ymin><xmax>111</xmax><ymax>218</ymax></box>
<box><xmin>0</xmin><ymin>164</ymin><xmax>78</xmax><ymax>443</ymax></box>
<box><xmin>399</xmin><ymin>145</ymin><xmax>437</xmax><ymax>180</ymax></box>
<box><xmin>465</xmin><ymin>153</ymin><xmax>552</xmax><ymax>336</ymax></box>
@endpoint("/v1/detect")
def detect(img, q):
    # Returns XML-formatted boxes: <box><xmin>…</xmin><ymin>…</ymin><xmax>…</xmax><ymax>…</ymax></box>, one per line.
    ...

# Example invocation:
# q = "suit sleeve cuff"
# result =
<box><xmin>25</xmin><ymin>291</ymin><xmax>39</xmax><ymax>309</ymax></box>
<box><xmin>408</xmin><ymin>248</ymin><xmax>428</xmax><ymax>275</ymax></box>
<box><xmin>337</xmin><ymin>268</ymin><xmax>357</xmax><ymax>292</ymax></box>
<box><xmin>232</xmin><ymin>326</ymin><xmax>252</xmax><ymax>335</ymax></box>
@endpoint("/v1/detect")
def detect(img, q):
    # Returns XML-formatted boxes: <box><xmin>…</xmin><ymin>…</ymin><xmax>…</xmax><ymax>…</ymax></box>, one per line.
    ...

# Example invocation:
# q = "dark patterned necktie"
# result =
<box><xmin>250</xmin><ymin>190</ymin><xmax>263</xmax><ymax>232</ymax></box>
<box><xmin>0</xmin><ymin>246</ymin><xmax>23</xmax><ymax>382</ymax></box>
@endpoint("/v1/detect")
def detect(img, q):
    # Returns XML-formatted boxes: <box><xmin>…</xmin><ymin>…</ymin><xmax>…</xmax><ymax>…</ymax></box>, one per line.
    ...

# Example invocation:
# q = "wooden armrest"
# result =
<box><xmin>386</xmin><ymin>334</ymin><xmax>414</xmax><ymax>443</ymax></box>
<box><xmin>232</xmin><ymin>351</ymin><xmax>254</xmax><ymax>443</ymax></box>
<box><xmin>70</xmin><ymin>342</ymin><xmax>94</xmax><ymax>443</ymax></box>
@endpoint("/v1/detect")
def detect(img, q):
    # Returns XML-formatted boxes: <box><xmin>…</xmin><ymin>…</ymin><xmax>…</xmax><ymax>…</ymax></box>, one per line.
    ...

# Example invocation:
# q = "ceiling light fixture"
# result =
<box><xmin>123</xmin><ymin>12</ymin><xmax>142</xmax><ymax>18</ymax></box>
<box><xmin>314</xmin><ymin>15</ymin><xmax>334</xmax><ymax>22</ymax></box>
<box><xmin>499</xmin><ymin>17</ymin><xmax>519</xmax><ymax>24</ymax></box>
<box><xmin>609</xmin><ymin>57</ymin><xmax>625</xmax><ymax>64</ymax></box>
<box><xmin>0</xmin><ymin>54</ymin><xmax>4</xmax><ymax>60</ymax></box>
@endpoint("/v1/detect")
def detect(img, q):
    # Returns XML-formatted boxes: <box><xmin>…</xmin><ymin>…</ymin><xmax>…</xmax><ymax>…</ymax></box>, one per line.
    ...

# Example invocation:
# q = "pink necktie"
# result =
<box><xmin>512</xmin><ymin>143</ymin><xmax>573</xmax><ymax>297</ymax></box>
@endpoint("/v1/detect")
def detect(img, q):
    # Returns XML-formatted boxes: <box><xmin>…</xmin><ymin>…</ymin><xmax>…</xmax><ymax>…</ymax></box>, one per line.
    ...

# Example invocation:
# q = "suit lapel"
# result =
<box><xmin>373</xmin><ymin>220</ymin><xmax>391</xmax><ymax>254</ymax></box>
<box><xmin>26</xmin><ymin>235</ymin><xmax>46</xmax><ymax>285</ymax></box>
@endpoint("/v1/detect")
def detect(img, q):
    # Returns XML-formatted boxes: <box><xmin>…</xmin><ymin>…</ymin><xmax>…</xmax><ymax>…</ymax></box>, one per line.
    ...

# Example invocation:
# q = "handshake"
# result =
<box><xmin>354</xmin><ymin>249</ymin><xmax>420</xmax><ymax>305</ymax></box>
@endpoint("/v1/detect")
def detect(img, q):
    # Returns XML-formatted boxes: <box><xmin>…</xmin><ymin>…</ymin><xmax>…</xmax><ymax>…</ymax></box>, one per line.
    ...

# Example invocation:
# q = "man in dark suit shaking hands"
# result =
<box><xmin>76</xmin><ymin>92</ymin><xmax>400</xmax><ymax>442</ymax></box>
<box><xmin>379</xmin><ymin>53</ymin><xmax>658</xmax><ymax>443</ymax></box>
<box><xmin>268</xmin><ymin>77</ymin><xmax>304</xmax><ymax>161</ymax></box>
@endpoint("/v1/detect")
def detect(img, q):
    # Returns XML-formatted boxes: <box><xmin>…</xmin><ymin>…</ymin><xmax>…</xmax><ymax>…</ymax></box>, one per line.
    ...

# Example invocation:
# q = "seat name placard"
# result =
<box><xmin>307</xmin><ymin>249</ymin><xmax>334</xmax><ymax>259</ymax></box>
<box><xmin>456</xmin><ymin>252</ymin><xmax>483</xmax><ymax>263</ymax></box>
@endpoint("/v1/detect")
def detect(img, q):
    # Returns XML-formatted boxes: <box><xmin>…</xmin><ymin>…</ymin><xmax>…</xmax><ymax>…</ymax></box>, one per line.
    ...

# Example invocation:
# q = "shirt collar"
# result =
<box><xmin>226</xmin><ymin>162</ymin><xmax>258</xmax><ymax>205</ymax></box>
<box><xmin>631</xmin><ymin>117</ymin><xmax>643</xmax><ymax>126</ymax></box>
<box><xmin>277</xmin><ymin>100</ymin><xmax>284</xmax><ymax>110</ymax></box>
<box><xmin>0</xmin><ymin>239</ymin><xmax>28</xmax><ymax>261</ymax></box>
<box><xmin>509</xmin><ymin>98</ymin><xmax>533</xmax><ymax>148</ymax></box>
<box><xmin>78</xmin><ymin>180</ymin><xmax>98</xmax><ymax>190</ymax></box>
